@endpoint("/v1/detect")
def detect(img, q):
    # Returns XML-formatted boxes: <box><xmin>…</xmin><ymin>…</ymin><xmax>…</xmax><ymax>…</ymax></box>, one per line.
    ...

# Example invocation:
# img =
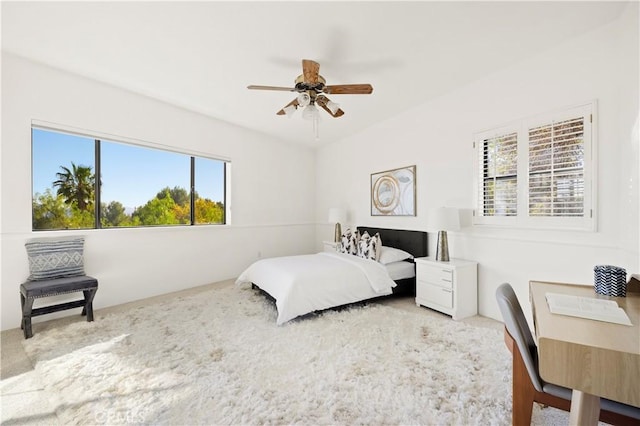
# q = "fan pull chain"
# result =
<box><xmin>313</xmin><ymin>115</ymin><xmax>319</xmax><ymax>141</ymax></box>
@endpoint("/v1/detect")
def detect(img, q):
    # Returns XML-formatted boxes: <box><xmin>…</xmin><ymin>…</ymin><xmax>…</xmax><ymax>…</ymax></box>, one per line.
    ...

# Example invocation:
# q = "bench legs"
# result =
<box><xmin>20</xmin><ymin>288</ymin><xmax>98</xmax><ymax>339</ymax></box>
<box><xmin>20</xmin><ymin>293</ymin><xmax>35</xmax><ymax>339</ymax></box>
<box><xmin>81</xmin><ymin>289</ymin><xmax>97</xmax><ymax>321</ymax></box>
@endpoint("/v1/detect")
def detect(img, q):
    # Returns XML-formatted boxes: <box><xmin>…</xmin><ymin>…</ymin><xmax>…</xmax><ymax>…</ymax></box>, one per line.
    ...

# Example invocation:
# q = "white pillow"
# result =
<box><xmin>384</xmin><ymin>260</ymin><xmax>416</xmax><ymax>280</ymax></box>
<box><xmin>378</xmin><ymin>246</ymin><xmax>414</xmax><ymax>265</ymax></box>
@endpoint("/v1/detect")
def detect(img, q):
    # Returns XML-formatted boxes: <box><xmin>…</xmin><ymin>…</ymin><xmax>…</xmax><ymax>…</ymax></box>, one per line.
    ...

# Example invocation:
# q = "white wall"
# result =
<box><xmin>2</xmin><ymin>5</ymin><xmax>637</xmax><ymax>332</ymax></box>
<box><xmin>316</xmin><ymin>4</ymin><xmax>639</xmax><ymax>324</ymax></box>
<box><xmin>0</xmin><ymin>53</ymin><xmax>317</xmax><ymax>330</ymax></box>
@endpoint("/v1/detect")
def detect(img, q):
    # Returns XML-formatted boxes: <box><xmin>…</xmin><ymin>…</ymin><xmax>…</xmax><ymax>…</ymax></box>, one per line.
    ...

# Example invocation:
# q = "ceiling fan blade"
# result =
<box><xmin>276</xmin><ymin>98</ymin><xmax>300</xmax><ymax>115</ymax></box>
<box><xmin>302</xmin><ymin>59</ymin><xmax>320</xmax><ymax>84</ymax></box>
<box><xmin>324</xmin><ymin>84</ymin><xmax>373</xmax><ymax>95</ymax></box>
<box><xmin>316</xmin><ymin>95</ymin><xmax>344</xmax><ymax>118</ymax></box>
<box><xmin>247</xmin><ymin>85</ymin><xmax>295</xmax><ymax>92</ymax></box>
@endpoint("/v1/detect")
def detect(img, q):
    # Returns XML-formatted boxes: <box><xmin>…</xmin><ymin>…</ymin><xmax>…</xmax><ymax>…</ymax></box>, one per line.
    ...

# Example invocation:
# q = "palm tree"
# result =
<box><xmin>53</xmin><ymin>162</ymin><xmax>95</xmax><ymax>212</ymax></box>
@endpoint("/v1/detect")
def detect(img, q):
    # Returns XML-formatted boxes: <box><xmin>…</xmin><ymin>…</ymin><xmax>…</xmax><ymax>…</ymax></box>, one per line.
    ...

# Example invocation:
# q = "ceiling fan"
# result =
<box><xmin>247</xmin><ymin>59</ymin><xmax>373</xmax><ymax>120</ymax></box>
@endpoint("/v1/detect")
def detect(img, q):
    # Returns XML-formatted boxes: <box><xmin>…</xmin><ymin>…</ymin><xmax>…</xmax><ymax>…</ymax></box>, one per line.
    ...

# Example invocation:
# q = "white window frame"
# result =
<box><xmin>472</xmin><ymin>101</ymin><xmax>596</xmax><ymax>231</ymax></box>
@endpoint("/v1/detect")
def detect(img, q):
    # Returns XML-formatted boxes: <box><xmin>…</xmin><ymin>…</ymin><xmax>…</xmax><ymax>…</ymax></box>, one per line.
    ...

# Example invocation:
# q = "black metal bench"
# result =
<box><xmin>20</xmin><ymin>275</ymin><xmax>98</xmax><ymax>339</ymax></box>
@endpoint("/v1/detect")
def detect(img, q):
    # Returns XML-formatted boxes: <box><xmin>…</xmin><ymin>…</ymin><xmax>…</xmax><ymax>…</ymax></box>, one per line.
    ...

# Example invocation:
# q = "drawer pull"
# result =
<box><xmin>441</xmin><ymin>288</ymin><xmax>452</xmax><ymax>293</ymax></box>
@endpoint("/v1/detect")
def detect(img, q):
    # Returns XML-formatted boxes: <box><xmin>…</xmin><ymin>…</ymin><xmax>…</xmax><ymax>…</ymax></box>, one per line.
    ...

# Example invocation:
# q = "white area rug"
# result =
<box><xmin>19</xmin><ymin>283</ymin><xmax>568</xmax><ymax>425</ymax></box>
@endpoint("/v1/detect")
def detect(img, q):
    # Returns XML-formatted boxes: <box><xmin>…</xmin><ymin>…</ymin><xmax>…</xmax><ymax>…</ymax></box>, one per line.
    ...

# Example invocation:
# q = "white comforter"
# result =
<box><xmin>235</xmin><ymin>252</ymin><xmax>396</xmax><ymax>325</ymax></box>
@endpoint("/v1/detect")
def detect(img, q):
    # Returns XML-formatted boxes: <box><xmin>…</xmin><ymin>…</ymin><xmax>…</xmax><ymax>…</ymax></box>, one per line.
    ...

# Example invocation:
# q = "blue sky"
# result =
<box><xmin>32</xmin><ymin>129</ymin><xmax>225</xmax><ymax>209</ymax></box>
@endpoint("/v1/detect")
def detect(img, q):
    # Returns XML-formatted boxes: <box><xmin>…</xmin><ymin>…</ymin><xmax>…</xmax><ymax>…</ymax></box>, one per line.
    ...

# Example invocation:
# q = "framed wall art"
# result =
<box><xmin>371</xmin><ymin>165</ymin><xmax>416</xmax><ymax>216</ymax></box>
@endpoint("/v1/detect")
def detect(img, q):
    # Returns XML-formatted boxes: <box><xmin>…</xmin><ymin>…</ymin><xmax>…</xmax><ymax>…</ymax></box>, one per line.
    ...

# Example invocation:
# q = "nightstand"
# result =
<box><xmin>414</xmin><ymin>256</ymin><xmax>478</xmax><ymax>320</ymax></box>
<box><xmin>323</xmin><ymin>241</ymin><xmax>338</xmax><ymax>252</ymax></box>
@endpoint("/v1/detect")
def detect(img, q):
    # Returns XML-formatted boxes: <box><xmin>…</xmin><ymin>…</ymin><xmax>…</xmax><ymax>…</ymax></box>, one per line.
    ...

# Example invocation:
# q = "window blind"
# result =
<box><xmin>528</xmin><ymin>116</ymin><xmax>585</xmax><ymax>217</ymax></box>
<box><xmin>478</xmin><ymin>132</ymin><xmax>518</xmax><ymax>217</ymax></box>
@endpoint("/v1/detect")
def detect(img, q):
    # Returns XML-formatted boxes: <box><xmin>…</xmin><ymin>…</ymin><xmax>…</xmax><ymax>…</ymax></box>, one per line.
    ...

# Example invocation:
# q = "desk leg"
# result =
<box><xmin>569</xmin><ymin>390</ymin><xmax>600</xmax><ymax>426</ymax></box>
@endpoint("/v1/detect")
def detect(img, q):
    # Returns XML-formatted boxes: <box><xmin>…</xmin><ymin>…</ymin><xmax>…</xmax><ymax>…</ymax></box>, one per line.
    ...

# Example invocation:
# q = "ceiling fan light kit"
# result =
<box><xmin>325</xmin><ymin>99</ymin><xmax>340</xmax><ymax>115</ymax></box>
<box><xmin>297</xmin><ymin>92</ymin><xmax>311</xmax><ymax>107</ymax></box>
<box><xmin>248</xmin><ymin>59</ymin><xmax>373</xmax><ymax>139</ymax></box>
<box><xmin>282</xmin><ymin>104</ymin><xmax>297</xmax><ymax>118</ymax></box>
<box><xmin>302</xmin><ymin>103</ymin><xmax>318</xmax><ymax>121</ymax></box>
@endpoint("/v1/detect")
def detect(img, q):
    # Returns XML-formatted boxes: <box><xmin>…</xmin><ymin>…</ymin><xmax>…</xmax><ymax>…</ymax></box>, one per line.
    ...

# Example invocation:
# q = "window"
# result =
<box><xmin>32</xmin><ymin>129</ymin><xmax>96</xmax><ymax>230</ymax></box>
<box><xmin>32</xmin><ymin>126</ymin><xmax>227</xmax><ymax>231</ymax></box>
<box><xmin>528</xmin><ymin>116</ymin><xmax>585</xmax><ymax>217</ymax></box>
<box><xmin>473</xmin><ymin>102</ymin><xmax>595</xmax><ymax>230</ymax></box>
<box><xmin>478</xmin><ymin>129</ymin><xmax>518</xmax><ymax>218</ymax></box>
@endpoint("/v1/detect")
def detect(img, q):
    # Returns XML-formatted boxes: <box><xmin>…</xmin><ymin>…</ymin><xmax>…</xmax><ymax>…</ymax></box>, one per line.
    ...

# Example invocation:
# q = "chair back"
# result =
<box><xmin>495</xmin><ymin>283</ymin><xmax>545</xmax><ymax>392</ymax></box>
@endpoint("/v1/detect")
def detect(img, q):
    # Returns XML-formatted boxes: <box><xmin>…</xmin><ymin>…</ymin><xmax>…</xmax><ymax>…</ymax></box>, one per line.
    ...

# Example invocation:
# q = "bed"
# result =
<box><xmin>236</xmin><ymin>227</ymin><xmax>428</xmax><ymax>325</ymax></box>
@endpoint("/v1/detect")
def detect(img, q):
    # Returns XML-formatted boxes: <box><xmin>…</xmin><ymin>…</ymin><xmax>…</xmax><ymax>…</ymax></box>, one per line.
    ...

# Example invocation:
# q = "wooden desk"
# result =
<box><xmin>530</xmin><ymin>281</ymin><xmax>640</xmax><ymax>426</ymax></box>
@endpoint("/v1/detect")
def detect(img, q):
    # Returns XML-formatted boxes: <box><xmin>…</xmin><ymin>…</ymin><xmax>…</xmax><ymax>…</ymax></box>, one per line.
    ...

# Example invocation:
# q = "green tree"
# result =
<box><xmin>195</xmin><ymin>198</ymin><xmax>224</xmax><ymax>224</ymax></box>
<box><xmin>32</xmin><ymin>190</ymin><xmax>70</xmax><ymax>230</ymax></box>
<box><xmin>156</xmin><ymin>186</ymin><xmax>191</xmax><ymax>207</ymax></box>
<box><xmin>132</xmin><ymin>191</ymin><xmax>180</xmax><ymax>225</ymax></box>
<box><xmin>171</xmin><ymin>201</ymin><xmax>191</xmax><ymax>224</ymax></box>
<box><xmin>53</xmin><ymin>162</ymin><xmax>95</xmax><ymax>212</ymax></box>
<box><xmin>67</xmin><ymin>204</ymin><xmax>95</xmax><ymax>228</ymax></box>
<box><xmin>32</xmin><ymin>189</ymin><xmax>94</xmax><ymax>230</ymax></box>
<box><xmin>102</xmin><ymin>201</ymin><xmax>128</xmax><ymax>227</ymax></box>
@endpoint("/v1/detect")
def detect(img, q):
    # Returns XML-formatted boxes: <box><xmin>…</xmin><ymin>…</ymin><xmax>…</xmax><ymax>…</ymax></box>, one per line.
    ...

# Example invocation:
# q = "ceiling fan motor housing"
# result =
<box><xmin>294</xmin><ymin>74</ymin><xmax>326</xmax><ymax>94</ymax></box>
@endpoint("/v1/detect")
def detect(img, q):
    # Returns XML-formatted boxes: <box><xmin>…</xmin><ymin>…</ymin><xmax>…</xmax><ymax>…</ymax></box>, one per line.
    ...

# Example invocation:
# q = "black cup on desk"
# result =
<box><xmin>594</xmin><ymin>265</ymin><xmax>627</xmax><ymax>297</ymax></box>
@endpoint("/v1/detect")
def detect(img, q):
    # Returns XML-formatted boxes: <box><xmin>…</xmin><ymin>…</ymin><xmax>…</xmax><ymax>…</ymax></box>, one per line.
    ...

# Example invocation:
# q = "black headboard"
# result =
<box><xmin>357</xmin><ymin>227</ymin><xmax>428</xmax><ymax>258</ymax></box>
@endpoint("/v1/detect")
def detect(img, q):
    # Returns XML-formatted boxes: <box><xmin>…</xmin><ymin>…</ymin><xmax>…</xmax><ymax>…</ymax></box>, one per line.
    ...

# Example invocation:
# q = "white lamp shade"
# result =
<box><xmin>297</xmin><ymin>92</ymin><xmax>310</xmax><ymax>107</ymax></box>
<box><xmin>302</xmin><ymin>103</ymin><xmax>319</xmax><ymax>121</ymax></box>
<box><xmin>428</xmin><ymin>207</ymin><xmax>460</xmax><ymax>231</ymax></box>
<box><xmin>326</xmin><ymin>100</ymin><xmax>340</xmax><ymax>115</ymax></box>
<box><xmin>328</xmin><ymin>207</ymin><xmax>347</xmax><ymax>224</ymax></box>
<box><xmin>283</xmin><ymin>104</ymin><xmax>297</xmax><ymax>117</ymax></box>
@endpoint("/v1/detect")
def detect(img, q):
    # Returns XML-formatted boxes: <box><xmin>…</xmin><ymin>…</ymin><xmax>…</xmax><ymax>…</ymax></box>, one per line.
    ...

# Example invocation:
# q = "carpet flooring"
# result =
<box><xmin>2</xmin><ymin>280</ymin><xmax>572</xmax><ymax>425</ymax></box>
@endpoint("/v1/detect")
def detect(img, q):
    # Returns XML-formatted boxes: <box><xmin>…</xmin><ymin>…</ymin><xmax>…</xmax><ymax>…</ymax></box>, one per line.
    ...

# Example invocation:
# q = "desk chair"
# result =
<box><xmin>495</xmin><ymin>283</ymin><xmax>640</xmax><ymax>426</ymax></box>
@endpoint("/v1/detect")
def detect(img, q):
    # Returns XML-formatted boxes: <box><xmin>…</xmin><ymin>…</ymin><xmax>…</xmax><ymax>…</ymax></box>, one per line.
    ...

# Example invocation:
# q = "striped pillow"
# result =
<box><xmin>25</xmin><ymin>237</ymin><xmax>85</xmax><ymax>281</ymax></box>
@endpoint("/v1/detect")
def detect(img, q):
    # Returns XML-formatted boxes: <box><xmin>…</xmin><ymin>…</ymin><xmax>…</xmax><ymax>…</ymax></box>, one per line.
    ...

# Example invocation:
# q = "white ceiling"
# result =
<box><xmin>1</xmin><ymin>1</ymin><xmax>628</xmax><ymax>146</ymax></box>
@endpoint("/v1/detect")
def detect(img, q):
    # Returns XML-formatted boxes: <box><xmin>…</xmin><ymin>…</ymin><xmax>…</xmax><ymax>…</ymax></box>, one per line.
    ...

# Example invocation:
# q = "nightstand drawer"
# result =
<box><xmin>418</xmin><ymin>282</ymin><xmax>453</xmax><ymax>309</ymax></box>
<box><xmin>416</xmin><ymin>263</ymin><xmax>453</xmax><ymax>288</ymax></box>
<box><xmin>414</xmin><ymin>257</ymin><xmax>477</xmax><ymax>321</ymax></box>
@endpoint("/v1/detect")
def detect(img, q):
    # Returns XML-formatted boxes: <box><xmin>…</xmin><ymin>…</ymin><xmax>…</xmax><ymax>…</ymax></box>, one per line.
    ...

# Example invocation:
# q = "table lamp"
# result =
<box><xmin>428</xmin><ymin>207</ymin><xmax>460</xmax><ymax>262</ymax></box>
<box><xmin>328</xmin><ymin>208</ymin><xmax>347</xmax><ymax>243</ymax></box>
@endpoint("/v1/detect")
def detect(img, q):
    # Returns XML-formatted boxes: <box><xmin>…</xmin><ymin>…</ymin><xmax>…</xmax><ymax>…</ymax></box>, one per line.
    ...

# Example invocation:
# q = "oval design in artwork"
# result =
<box><xmin>372</xmin><ymin>174</ymin><xmax>400</xmax><ymax>214</ymax></box>
<box><xmin>370</xmin><ymin>165</ymin><xmax>416</xmax><ymax>216</ymax></box>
